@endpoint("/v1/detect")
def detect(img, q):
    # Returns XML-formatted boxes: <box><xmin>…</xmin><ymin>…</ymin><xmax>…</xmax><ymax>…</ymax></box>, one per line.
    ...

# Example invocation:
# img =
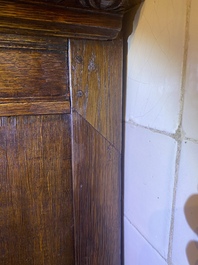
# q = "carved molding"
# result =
<box><xmin>0</xmin><ymin>0</ymin><xmax>123</xmax><ymax>40</ymax></box>
<box><xmin>78</xmin><ymin>0</ymin><xmax>144</xmax><ymax>11</ymax></box>
<box><xmin>79</xmin><ymin>0</ymin><xmax>121</xmax><ymax>9</ymax></box>
<box><xmin>16</xmin><ymin>0</ymin><xmax>143</xmax><ymax>12</ymax></box>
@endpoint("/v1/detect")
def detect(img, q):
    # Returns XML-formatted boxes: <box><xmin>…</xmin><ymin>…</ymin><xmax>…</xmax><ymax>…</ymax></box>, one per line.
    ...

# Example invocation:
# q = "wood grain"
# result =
<box><xmin>0</xmin><ymin>101</ymin><xmax>70</xmax><ymax>116</ymax></box>
<box><xmin>0</xmin><ymin>48</ymin><xmax>69</xmax><ymax>100</ymax></box>
<box><xmin>0</xmin><ymin>4</ymin><xmax>125</xmax><ymax>264</ymax></box>
<box><xmin>0</xmin><ymin>43</ymin><xmax>70</xmax><ymax>116</ymax></box>
<box><xmin>70</xmin><ymin>38</ymin><xmax>123</xmax><ymax>151</ymax></box>
<box><xmin>0</xmin><ymin>1</ymin><xmax>122</xmax><ymax>40</ymax></box>
<box><xmin>0</xmin><ymin>114</ymin><xmax>74</xmax><ymax>264</ymax></box>
<box><xmin>72</xmin><ymin>111</ymin><xmax>121</xmax><ymax>265</ymax></box>
<box><xmin>0</xmin><ymin>34</ymin><xmax>68</xmax><ymax>51</ymax></box>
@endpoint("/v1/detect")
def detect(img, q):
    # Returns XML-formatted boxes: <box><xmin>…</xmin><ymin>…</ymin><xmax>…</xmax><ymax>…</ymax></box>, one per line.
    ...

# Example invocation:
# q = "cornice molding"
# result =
<box><xmin>0</xmin><ymin>0</ymin><xmax>143</xmax><ymax>40</ymax></box>
<box><xmin>0</xmin><ymin>0</ymin><xmax>122</xmax><ymax>40</ymax></box>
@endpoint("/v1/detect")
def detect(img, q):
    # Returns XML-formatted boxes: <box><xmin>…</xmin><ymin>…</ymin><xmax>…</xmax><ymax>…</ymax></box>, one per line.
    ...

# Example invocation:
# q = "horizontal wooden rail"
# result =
<box><xmin>0</xmin><ymin>100</ymin><xmax>71</xmax><ymax>116</ymax></box>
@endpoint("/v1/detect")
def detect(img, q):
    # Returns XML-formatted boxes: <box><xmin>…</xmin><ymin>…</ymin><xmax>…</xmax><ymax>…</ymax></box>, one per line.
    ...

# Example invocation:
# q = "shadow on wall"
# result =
<box><xmin>185</xmin><ymin>195</ymin><xmax>198</xmax><ymax>265</ymax></box>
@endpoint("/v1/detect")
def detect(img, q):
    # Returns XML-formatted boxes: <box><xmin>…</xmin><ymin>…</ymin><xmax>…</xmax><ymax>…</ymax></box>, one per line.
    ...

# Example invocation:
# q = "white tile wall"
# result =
<box><xmin>182</xmin><ymin>0</ymin><xmax>198</xmax><ymax>140</ymax></box>
<box><xmin>126</xmin><ymin>0</ymin><xmax>186</xmax><ymax>133</ymax></box>
<box><xmin>124</xmin><ymin>217</ymin><xmax>168</xmax><ymax>265</ymax></box>
<box><xmin>125</xmin><ymin>0</ymin><xmax>198</xmax><ymax>264</ymax></box>
<box><xmin>172</xmin><ymin>141</ymin><xmax>198</xmax><ymax>265</ymax></box>
<box><xmin>124</xmin><ymin>123</ymin><xmax>177</xmax><ymax>258</ymax></box>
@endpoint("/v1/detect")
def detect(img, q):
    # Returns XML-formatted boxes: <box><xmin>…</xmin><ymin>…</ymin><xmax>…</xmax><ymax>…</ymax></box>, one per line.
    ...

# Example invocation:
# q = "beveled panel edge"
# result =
<box><xmin>0</xmin><ymin>0</ymin><xmax>122</xmax><ymax>40</ymax></box>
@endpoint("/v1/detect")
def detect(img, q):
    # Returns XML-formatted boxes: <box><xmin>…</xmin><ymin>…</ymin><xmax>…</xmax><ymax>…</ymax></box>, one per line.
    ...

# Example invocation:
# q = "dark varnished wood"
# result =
<box><xmin>70</xmin><ymin>38</ymin><xmax>123</xmax><ymax>152</ymax></box>
<box><xmin>0</xmin><ymin>34</ymin><xmax>68</xmax><ymax>51</ymax></box>
<box><xmin>0</xmin><ymin>48</ymin><xmax>68</xmax><ymax>99</ymax></box>
<box><xmin>16</xmin><ymin>0</ymin><xmax>143</xmax><ymax>12</ymax></box>
<box><xmin>0</xmin><ymin>40</ymin><xmax>70</xmax><ymax>116</ymax></box>
<box><xmin>0</xmin><ymin>0</ymin><xmax>134</xmax><ymax>263</ymax></box>
<box><xmin>72</xmin><ymin>111</ymin><xmax>121</xmax><ymax>265</ymax></box>
<box><xmin>0</xmin><ymin>101</ymin><xmax>70</xmax><ymax>117</ymax></box>
<box><xmin>70</xmin><ymin>38</ymin><xmax>123</xmax><ymax>264</ymax></box>
<box><xmin>0</xmin><ymin>114</ymin><xmax>74</xmax><ymax>264</ymax></box>
<box><xmin>0</xmin><ymin>1</ymin><xmax>122</xmax><ymax>40</ymax></box>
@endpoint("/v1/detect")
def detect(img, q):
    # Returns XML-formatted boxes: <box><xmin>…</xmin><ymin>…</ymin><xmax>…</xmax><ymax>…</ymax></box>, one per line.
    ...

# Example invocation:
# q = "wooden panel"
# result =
<box><xmin>0</xmin><ymin>34</ymin><xmax>68</xmax><ymax>51</ymax></box>
<box><xmin>0</xmin><ymin>114</ymin><xmax>74</xmax><ymax>265</ymax></box>
<box><xmin>0</xmin><ymin>49</ymin><xmax>68</xmax><ymax>100</ymax></box>
<box><xmin>72</xmin><ymin>111</ymin><xmax>121</xmax><ymax>265</ymax></box>
<box><xmin>0</xmin><ymin>1</ymin><xmax>122</xmax><ymax>40</ymax></box>
<box><xmin>70</xmin><ymin>38</ymin><xmax>123</xmax><ymax>151</ymax></box>
<box><xmin>0</xmin><ymin>43</ymin><xmax>70</xmax><ymax>116</ymax></box>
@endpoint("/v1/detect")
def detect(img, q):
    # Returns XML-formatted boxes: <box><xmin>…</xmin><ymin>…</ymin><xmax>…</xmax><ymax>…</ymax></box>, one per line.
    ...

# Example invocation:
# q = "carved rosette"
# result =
<box><xmin>79</xmin><ymin>0</ymin><xmax>121</xmax><ymax>9</ymax></box>
<box><xmin>79</xmin><ymin>0</ymin><xmax>143</xmax><ymax>11</ymax></box>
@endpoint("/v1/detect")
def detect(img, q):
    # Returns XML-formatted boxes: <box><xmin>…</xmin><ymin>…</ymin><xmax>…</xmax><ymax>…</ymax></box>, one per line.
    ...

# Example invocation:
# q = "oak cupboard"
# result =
<box><xmin>0</xmin><ymin>1</ymin><xmax>142</xmax><ymax>264</ymax></box>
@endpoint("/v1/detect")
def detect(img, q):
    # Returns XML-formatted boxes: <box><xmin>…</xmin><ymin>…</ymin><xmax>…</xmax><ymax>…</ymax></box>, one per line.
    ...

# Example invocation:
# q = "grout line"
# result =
<box><xmin>124</xmin><ymin>1</ymin><xmax>194</xmax><ymax>264</ymax></box>
<box><xmin>124</xmin><ymin>215</ymin><xmax>168</xmax><ymax>263</ymax></box>
<box><xmin>184</xmin><ymin>136</ymin><xmax>198</xmax><ymax>144</ymax></box>
<box><xmin>126</xmin><ymin>119</ymin><xmax>176</xmax><ymax>139</ymax></box>
<box><xmin>167</xmin><ymin>139</ymin><xmax>182</xmax><ymax>265</ymax></box>
<box><xmin>167</xmin><ymin>0</ymin><xmax>191</xmax><ymax>264</ymax></box>
<box><xmin>126</xmin><ymin>119</ymin><xmax>186</xmax><ymax>143</ymax></box>
<box><xmin>126</xmin><ymin>118</ymin><xmax>198</xmax><ymax>144</ymax></box>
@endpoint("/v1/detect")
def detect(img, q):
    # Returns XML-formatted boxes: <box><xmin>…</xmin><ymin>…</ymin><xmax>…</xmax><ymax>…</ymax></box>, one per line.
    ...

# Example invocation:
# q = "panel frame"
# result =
<box><xmin>69</xmin><ymin>37</ymin><xmax>123</xmax><ymax>265</ymax></box>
